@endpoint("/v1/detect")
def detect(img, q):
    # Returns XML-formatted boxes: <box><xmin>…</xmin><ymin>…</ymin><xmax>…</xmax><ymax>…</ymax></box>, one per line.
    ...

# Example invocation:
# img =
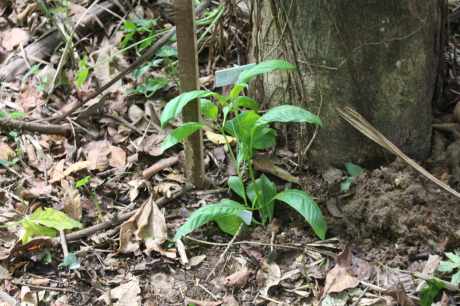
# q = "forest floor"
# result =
<box><xmin>0</xmin><ymin>1</ymin><xmax>460</xmax><ymax>305</ymax></box>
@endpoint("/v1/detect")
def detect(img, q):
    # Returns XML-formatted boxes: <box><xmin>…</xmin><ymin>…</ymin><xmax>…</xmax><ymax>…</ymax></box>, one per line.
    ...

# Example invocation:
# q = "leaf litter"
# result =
<box><xmin>0</xmin><ymin>0</ymin><xmax>459</xmax><ymax>305</ymax></box>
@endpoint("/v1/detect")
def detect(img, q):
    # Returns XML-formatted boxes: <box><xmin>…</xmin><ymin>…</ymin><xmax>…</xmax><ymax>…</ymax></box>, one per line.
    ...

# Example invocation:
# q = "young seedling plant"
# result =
<box><xmin>160</xmin><ymin>60</ymin><xmax>327</xmax><ymax>241</ymax></box>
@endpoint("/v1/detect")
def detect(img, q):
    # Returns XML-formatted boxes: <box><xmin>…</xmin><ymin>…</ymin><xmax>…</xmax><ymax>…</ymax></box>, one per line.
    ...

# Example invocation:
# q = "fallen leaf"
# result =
<box><xmin>150</xmin><ymin>273</ymin><xmax>175</xmax><ymax>296</ymax></box>
<box><xmin>118</xmin><ymin>197</ymin><xmax>176</xmax><ymax>258</ymax></box>
<box><xmin>189</xmin><ymin>255</ymin><xmax>206</xmax><ymax>267</ymax></box>
<box><xmin>62</xmin><ymin>180</ymin><xmax>82</xmax><ymax>221</ymax></box>
<box><xmin>18</xmin><ymin>84</ymin><xmax>42</xmax><ymax>112</ymax></box>
<box><xmin>2</xmin><ymin>28</ymin><xmax>30</xmax><ymax>51</ymax></box>
<box><xmin>257</xmin><ymin>260</ymin><xmax>281</xmax><ymax>297</ymax></box>
<box><xmin>109</xmin><ymin>146</ymin><xmax>126</xmax><ymax>168</ymax></box>
<box><xmin>184</xmin><ymin>298</ymin><xmax>222</xmax><ymax>306</ymax></box>
<box><xmin>21</xmin><ymin>180</ymin><xmax>52</xmax><ymax>200</ymax></box>
<box><xmin>0</xmin><ymin>265</ymin><xmax>11</xmax><ymax>280</ymax></box>
<box><xmin>323</xmin><ymin>245</ymin><xmax>359</xmax><ymax>296</ymax></box>
<box><xmin>0</xmin><ymin>290</ymin><xmax>17</xmax><ymax>306</ymax></box>
<box><xmin>222</xmin><ymin>295</ymin><xmax>239</xmax><ymax>306</ymax></box>
<box><xmin>223</xmin><ymin>269</ymin><xmax>251</xmax><ymax>288</ymax></box>
<box><xmin>0</xmin><ymin>143</ymin><xmax>15</xmax><ymax>161</ymax></box>
<box><xmin>20</xmin><ymin>286</ymin><xmax>38</xmax><ymax>306</ymax></box>
<box><xmin>137</xmin><ymin>134</ymin><xmax>166</xmax><ymax>157</ymax></box>
<box><xmin>416</xmin><ymin>255</ymin><xmax>441</xmax><ymax>292</ymax></box>
<box><xmin>153</xmin><ymin>181</ymin><xmax>181</xmax><ymax>198</ymax></box>
<box><xmin>205</xmin><ymin>130</ymin><xmax>236</xmax><ymax>145</ymax></box>
<box><xmin>93</xmin><ymin>38</ymin><xmax>123</xmax><ymax>94</ymax></box>
<box><xmin>109</xmin><ymin>277</ymin><xmax>141</xmax><ymax>306</ymax></box>
<box><xmin>85</xmin><ymin>140</ymin><xmax>111</xmax><ymax>171</ymax></box>
<box><xmin>50</xmin><ymin>161</ymin><xmax>91</xmax><ymax>183</ymax></box>
<box><xmin>253</xmin><ymin>157</ymin><xmax>300</xmax><ymax>184</ymax></box>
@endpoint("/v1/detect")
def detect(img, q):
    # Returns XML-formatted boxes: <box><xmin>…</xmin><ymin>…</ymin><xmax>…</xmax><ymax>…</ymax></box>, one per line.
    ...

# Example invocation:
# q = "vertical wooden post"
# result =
<box><xmin>175</xmin><ymin>0</ymin><xmax>206</xmax><ymax>188</ymax></box>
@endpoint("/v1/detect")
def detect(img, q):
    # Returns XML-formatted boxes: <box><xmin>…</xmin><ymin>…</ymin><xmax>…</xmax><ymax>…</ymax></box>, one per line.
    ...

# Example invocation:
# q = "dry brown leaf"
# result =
<box><xmin>93</xmin><ymin>39</ymin><xmax>123</xmax><ymax>94</ymax></box>
<box><xmin>18</xmin><ymin>84</ymin><xmax>42</xmax><ymax>112</ymax></box>
<box><xmin>2</xmin><ymin>28</ymin><xmax>30</xmax><ymax>51</ymax></box>
<box><xmin>50</xmin><ymin>161</ymin><xmax>90</xmax><ymax>183</ymax></box>
<box><xmin>223</xmin><ymin>269</ymin><xmax>251</xmax><ymax>288</ymax></box>
<box><xmin>61</xmin><ymin>180</ymin><xmax>82</xmax><ymax>221</ymax></box>
<box><xmin>137</xmin><ymin>134</ymin><xmax>166</xmax><ymax>157</ymax></box>
<box><xmin>108</xmin><ymin>277</ymin><xmax>141</xmax><ymax>306</ymax></box>
<box><xmin>21</xmin><ymin>180</ymin><xmax>52</xmax><ymax>200</ymax></box>
<box><xmin>205</xmin><ymin>130</ymin><xmax>236</xmax><ymax>145</ymax></box>
<box><xmin>0</xmin><ymin>264</ymin><xmax>11</xmax><ymax>280</ymax></box>
<box><xmin>153</xmin><ymin>181</ymin><xmax>181</xmax><ymax>198</ymax></box>
<box><xmin>323</xmin><ymin>245</ymin><xmax>359</xmax><ymax>296</ymax></box>
<box><xmin>20</xmin><ymin>286</ymin><xmax>38</xmax><ymax>306</ymax></box>
<box><xmin>118</xmin><ymin>197</ymin><xmax>175</xmax><ymax>258</ymax></box>
<box><xmin>184</xmin><ymin>298</ymin><xmax>222</xmax><ymax>306</ymax></box>
<box><xmin>0</xmin><ymin>143</ymin><xmax>15</xmax><ymax>161</ymax></box>
<box><xmin>109</xmin><ymin>146</ymin><xmax>126</xmax><ymax>168</ymax></box>
<box><xmin>49</xmin><ymin>160</ymin><xmax>65</xmax><ymax>183</ymax></box>
<box><xmin>257</xmin><ymin>260</ymin><xmax>281</xmax><ymax>297</ymax></box>
<box><xmin>222</xmin><ymin>296</ymin><xmax>239</xmax><ymax>306</ymax></box>
<box><xmin>85</xmin><ymin>140</ymin><xmax>112</xmax><ymax>171</ymax></box>
<box><xmin>253</xmin><ymin>157</ymin><xmax>300</xmax><ymax>184</ymax></box>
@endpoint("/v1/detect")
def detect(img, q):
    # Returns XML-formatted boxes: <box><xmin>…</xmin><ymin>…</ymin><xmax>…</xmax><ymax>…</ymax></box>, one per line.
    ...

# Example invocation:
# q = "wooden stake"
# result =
<box><xmin>175</xmin><ymin>0</ymin><xmax>206</xmax><ymax>188</ymax></box>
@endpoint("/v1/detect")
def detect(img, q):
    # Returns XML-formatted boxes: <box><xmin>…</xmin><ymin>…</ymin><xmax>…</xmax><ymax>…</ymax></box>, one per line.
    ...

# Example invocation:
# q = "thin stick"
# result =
<box><xmin>142</xmin><ymin>155</ymin><xmax>180</xmax><ymax>179</ymax></box>
<box><xmin>59</xmin><ymin>230</ymin><xmax>69</xmax><ymax>258</ymax></box>
<box><xmin>58</xmin><ymin>185</ymin><xmax>192</xmax><ymax>242</ymax></box>
<box><xmin>206</xmin><ymin>224</ymin><xmax>243</xmax><ymax>281</ymax></box>
<box><xmin>48</xmin><ymin>0</ymin><xmax>211</xmax><ymax>123</ymax></box>
<box><xmin>0</xmin><ymin>118</ymin><xmax>72</xmax><ymax>135</ymax></box>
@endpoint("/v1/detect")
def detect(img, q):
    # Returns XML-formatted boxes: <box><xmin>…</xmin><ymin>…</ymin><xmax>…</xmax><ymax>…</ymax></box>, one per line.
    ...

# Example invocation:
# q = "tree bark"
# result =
<box><xmin>251</xmin><ymin>0</ymin><xmax>445</xmax><ymax>168</ymax></box>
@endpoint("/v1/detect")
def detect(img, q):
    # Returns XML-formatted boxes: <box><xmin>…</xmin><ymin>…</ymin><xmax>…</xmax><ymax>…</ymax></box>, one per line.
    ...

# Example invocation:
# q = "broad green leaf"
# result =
<box><xmin>247</xmin><ymin>175</ymin><xmax>277</xmax><ymax>223</ymax></box>
<box><xmin>29</xmin><ymin>207</ymin><xmax>83</xmax><ymax>231</ymax></box>
<box><xmin>161</xmin><ymin>122</ymin><xmax>204</xmax><ymax>152</ymax></box>
<box><xmin>420</xmin><ymin>278</ymin><xmax>445</xmax><ymax>306</ymax></box>
<box><xmin>234</xmin><ymin>96</ymin><xmax>259</xmax><ymax>111</ymax></box>
<box><xmin>340</xmin><ymin>177</ymin><xmax>353</xmax><ymax>192</ymax></box>
<box><xmin>20</xmin><ymin>219</ymin><xmax>57</xmax><ymax>244</ymax></box>
<box><xmin>160</xmin><ymin>90</ymin><xmax>215</xmax><ymax>127</ymax></box>
<box><xmin>253</xmin><ymin>126</ymin><xmax>276</xmax><ymax>149</ymax></box>
<box><xmin>9</xmin><ymin>112</ymin><xmax>25</xmax><ymax>120</ymax></box>
<box><xmin>174</xmin><ymin>199</ymin><xmax>252</xmax><ymax>240</ymax></box>
<box><xmin>257</xmin><ymin>105</ymin><xmax>322</xmax><ymax>127</ymax></box>
<box><xmin>215</xmin><ymin>215</ymin><xmax>243</xmax><ymax>235</ymax></box>
<box><xmin>345</xmin><ymin>162</ymin><xmax>364</xmax><ymax>177</ymax></box>
<box><xmin>452</xmin><ymin>271</ymin><xmax>460</xmax><ymax>286</ymax></box>
<box><xmin>133</xmin><ymin>77</ymin><xmax>168</xmax><ymax>97</ymax></box>
<box><xmin>274</xmin><ymin>189</ymin><xmax>327</xmax><ymax>240</ymax></box>
<box><xmin>225</xmin><ymin>111</ymin><xmax>260</xmax><ymax>162</ymax></box>
<box><xmin>228</xmin><ymin>176</ymin><xmax>246</xmax><ymax>200</ymax></box>
<box><xmin>438</xmin><ymin>260</ymin><xmax>456</xmax><ymax>273</ymax></box>
<box><xmin>237</xmin><ymin>60</ymin><xmax>295</xmax><ymax>84</ymax></box>
<box><xmin>200</xmin><ymin>99</ymin><xmax>218</xmax><ymax>120</ymax></box>
<box><xmin>229</xmin><ymin>83</ymin><xmax>247</xmax><ymax>99</ymax></box>
<box><xmin>445</xmin><ymin>252</ymin><xmax>460</xmax><ymax>266</ymax></box>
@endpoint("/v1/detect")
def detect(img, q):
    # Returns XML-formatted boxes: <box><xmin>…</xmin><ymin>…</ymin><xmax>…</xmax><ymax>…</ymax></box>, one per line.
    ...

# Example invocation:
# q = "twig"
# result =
<box><xmin>0</xmin><ymin>118</ymin><xmax>72</xmax><ymax>135</ymax></box>
<box><xmin>206</xmin><ymin>224</ymin><xmax>243</xmax><ymax>281</ymax></box>
<box><xmin>12</xmin><ymin>281</ymin><xmax>84</xmax><ymax>294</ymax></box>
<box><xmin>142</xmin><ymin>155</ymin><xmax>180</xmax><ymax>179</ymax></box>
<box><xmin>59</xmin><ymin>230</ymin><xmax>69</xmax><ymax>258</ymax></box>
<box><xmin>48</xmin><ymin>0</ymin><xmax>212</xmax><ymax>123</ymax></box>
<box><xmin>338</xmin><ymin>107</ymin><xmax>460</xmax><ymax>199</ymax></box>
<box><xmin>57</xmin><ymin>185</ymin><xmax>192</xmax><ymax>242</ymax></box>
<box><xmin>185</xmin><ymin>236</ymin><xmax>302</xmax><ymax>249</ymax></box>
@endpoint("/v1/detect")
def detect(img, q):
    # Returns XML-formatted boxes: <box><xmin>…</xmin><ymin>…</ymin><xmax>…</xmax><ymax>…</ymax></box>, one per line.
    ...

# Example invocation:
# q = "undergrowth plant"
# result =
<box><xmin>160</xmin><ymin>60</ymin><xmax>327</xmax><ymax>241</ymax></box>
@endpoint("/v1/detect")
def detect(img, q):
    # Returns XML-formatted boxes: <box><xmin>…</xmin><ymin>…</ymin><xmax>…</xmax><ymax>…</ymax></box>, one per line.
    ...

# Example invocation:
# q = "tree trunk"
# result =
<box><xmin>251</xmin><ymin>0</ymin><xmax>445</xmax><ymax>168</ymax></box>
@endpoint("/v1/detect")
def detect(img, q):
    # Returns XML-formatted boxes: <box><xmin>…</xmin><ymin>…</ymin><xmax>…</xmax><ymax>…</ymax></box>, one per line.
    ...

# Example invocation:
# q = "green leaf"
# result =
<box><xmin>59</xmin><ymin>253</ymin><xmax>80</xmax><ymax>270</ymax></box>
<box><xmin>9</xmin><ymin>112</ymin><xmax>25</xmax><ymax>120</ymax></box>
<box><xmin>340</xmin><ymin>177</ymin><xmax>354</xmax><ymax>193</ymax></box>
<box><xmin>256</xmin><ymin>105</ymin><xmax>322</xmax><ymax>127</ymax></box>
<box><xmin>215</xmin><ymin>215</ymin><xmax>243</xmax><ymax>236</ymax></box>
<box><xmin>160</xmin><ymin>90</ymin><xmax>215</xmax><ymax>127</ymax></box>
<box><xmin>75</xmin><ymin>55</ymin><xmax>90</xmax><ymax>88</ymax></box>
<box><xmin>161</xmin><ymin>122</ymin><xmax>204</xmax><ymax>152</ymax></box>
<box><xmin>20</xmin><ymin>219</ymin><xmax>57</xmax><ymax>244</ymax></box>
<box><xmin>274</xmin><ymin>189</ymin><xmax>327</xmax><ymax>240</ymax></box>
<box><xmin>133</xmin><ymin>77</ymin><xmax>168</xmax><ymax>97</ymax></box>
<box><xmin>228</xmin><ymin>176</ymin><xmax>246</xmax><ymax>200</ymax></box>
<box><xmin>156</xmin><ymin>45</ymin><xmax>177</xmax><ymax>58</ymax></box>
<box><xmin>445</xmin><ymin>252</ymin><xmax>460</xmax><ymax>266</ymax></box>
<box><xmin>420</xmin><ymin>278</ymin><xmax>445</xmax><ymax>306</ymax></box>
<box><xmin>247</xmin><ymin>175</ymin><xmax>277</xmax><ymax>223</ymax></box>
<box><xmin>174</xmin><ymin>199</ymin><xmax>252</xmax><ymax>240</ymax></box>
<box><xmin>200</xmin><ymin>99</ymin><xmax>218</xmax><ymax>120</ymax></box>
<box><xmin>438</xmin><ymin>260</ymin><xmax>456</xmax><ymax>273</ymax></box>
<box><xmin>345</xmin><ymin>162</ymin><xmax>364</xmax><ymax>177</ymax></box>
<box><xmin>28</xmin><ymin>208</ymin><xmax>83</xmax><ymax>232</ymax></box>
<box><xmin>224</xmin><ymin>111</ymin><xmax>260</xmax><ymax>141</ymax></box>
<box><xmin>452</xmin><ymin>271</ymin><xmax>460</xmax><ymax>286</ymax></box>
<box><xmin>253</xmin><ymin>126</ymin><xmax>276</xmax><ymax>149</ymax></box>
<box><xmin>75</xmin><ymin>176</ymin><xmax>91</xmax><ymax>188</ymax></box>
<box><xmin>237</xmin><ymin>60</ymin><xmax>295</xmax><ymax>84</ymax></box>
<box><xmin>234</xmin><ymin>96</ymin><xmax>259</xmax><ymax>111</ymax></box>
